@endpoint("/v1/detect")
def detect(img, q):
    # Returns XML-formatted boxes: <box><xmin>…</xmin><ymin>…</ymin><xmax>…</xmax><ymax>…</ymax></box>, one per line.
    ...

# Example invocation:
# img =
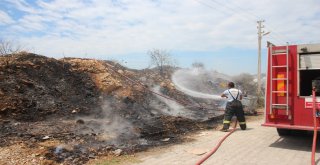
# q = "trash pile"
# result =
<box><xmin>0</xmin><ymin>52</ymin><xmax>223</xmax><ymax>164</ymax></box>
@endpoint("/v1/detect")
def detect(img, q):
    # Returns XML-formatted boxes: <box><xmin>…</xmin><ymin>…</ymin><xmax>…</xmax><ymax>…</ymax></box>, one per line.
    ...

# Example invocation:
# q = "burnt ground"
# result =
<box><xmin>0</xmin><ymin>52</ymin><xmax>229</xmax><ymax>164</ymax></box>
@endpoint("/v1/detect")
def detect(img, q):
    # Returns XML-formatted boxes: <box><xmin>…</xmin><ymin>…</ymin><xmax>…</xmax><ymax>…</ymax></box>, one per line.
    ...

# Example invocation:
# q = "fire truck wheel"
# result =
<box><xmin>277</xmin><ymin>128</ymin><xmax>291</xmax><ymax>136</ymax></box>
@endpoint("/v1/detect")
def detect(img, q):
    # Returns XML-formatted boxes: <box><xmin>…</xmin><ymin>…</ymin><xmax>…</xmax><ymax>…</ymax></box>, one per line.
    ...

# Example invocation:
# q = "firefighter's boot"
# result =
<box><xmin>239</xmin><ymin>122</ymin><xmax>246</xmax><ymax>130</ymax></box>
<box><xmin>221</xmin><ymin>121</ymin><xmax>230</xmax><ymax>131</ymax></box>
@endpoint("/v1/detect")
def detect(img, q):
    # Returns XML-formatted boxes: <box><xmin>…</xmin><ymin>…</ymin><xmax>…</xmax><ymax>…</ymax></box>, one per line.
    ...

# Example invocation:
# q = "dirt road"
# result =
<box><xmin>130</xmin><ymin>117</ymin><xmax>320</xmax><ymax>165</ymax></box>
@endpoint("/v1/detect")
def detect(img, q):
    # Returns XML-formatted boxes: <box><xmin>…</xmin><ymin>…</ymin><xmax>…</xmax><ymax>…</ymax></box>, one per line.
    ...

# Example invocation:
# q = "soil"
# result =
<box><xmin>0</xmin><ymin>52</ymin><xmax>233</xmax><ymax>164</ymax></box>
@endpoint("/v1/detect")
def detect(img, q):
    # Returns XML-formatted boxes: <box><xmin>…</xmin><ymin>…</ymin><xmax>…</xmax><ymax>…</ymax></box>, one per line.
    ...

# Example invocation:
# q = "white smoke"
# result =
<box><xmin>101</xmin><ymin>100</ymin><xmax>137</xmax><ymax>136</ymax></box>
<box><xmin>150</xmin><ymin>86</ymin><xmax>199</xmax><ymax>119</ymax></box>
<box><xmin>76</xmin><ymin>99</ymin><xmax>139</xmax><ymax>143</ymax></box>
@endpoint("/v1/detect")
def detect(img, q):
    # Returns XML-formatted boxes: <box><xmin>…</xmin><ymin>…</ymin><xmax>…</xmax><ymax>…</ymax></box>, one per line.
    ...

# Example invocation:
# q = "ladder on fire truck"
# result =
<box><xmin>269</xmin><ymin>44</ymin><xmax>290</xmax><ymax>117</ymax></box>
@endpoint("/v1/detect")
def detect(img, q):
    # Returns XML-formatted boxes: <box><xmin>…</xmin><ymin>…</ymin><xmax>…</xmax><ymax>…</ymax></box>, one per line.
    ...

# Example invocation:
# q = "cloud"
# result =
<box><xmin>0</xmin><ymin>10</ymin><xmax>15</xmax><ymax>25</ymax></box>
<box><xmin>0</xmin><ymin>0</ymin><xmax>319</xmax><ymax>60</ymax></box>
<box><xmin>4</xmin><ymin>0</ymin><xmax>38</xmax><ymax>14</ymax></box>
<box><xmin>242</xmin><ymin>0</ymin><xmax>320</xmax><ymax>44</ymax></box>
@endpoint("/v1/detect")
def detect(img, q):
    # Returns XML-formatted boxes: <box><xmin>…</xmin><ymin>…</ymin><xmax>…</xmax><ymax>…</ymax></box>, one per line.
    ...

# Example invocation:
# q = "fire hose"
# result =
<box><xmin>195</xmin><ymin>120</ymin><xmax>238</xmax><ymax>165</ymax></box>
<box><xmin>312</xmin><ymin>87</ymin><xmax>318</xmax><ymax>165</ymax></box>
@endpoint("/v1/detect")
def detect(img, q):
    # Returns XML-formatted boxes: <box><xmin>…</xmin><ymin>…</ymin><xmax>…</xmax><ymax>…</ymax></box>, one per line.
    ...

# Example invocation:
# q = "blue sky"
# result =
<box><xmin>0</xmin><ymin>0</ymin><xmax>319</xmax><ymax>75</ymax></box>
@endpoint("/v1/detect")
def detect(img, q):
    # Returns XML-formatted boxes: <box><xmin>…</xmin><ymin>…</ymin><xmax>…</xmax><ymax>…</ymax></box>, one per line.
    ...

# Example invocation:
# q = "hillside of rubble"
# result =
<box><xmin>0</xmin><ymin>52</ymin><xmax>226</xmax><ymax>164</ymax></box>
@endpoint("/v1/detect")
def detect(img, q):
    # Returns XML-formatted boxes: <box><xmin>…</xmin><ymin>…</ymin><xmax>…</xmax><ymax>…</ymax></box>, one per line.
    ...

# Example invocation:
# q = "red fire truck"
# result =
<box><xmin>262</xmin><ymin>43</ymin><xmax>320</xmax><ymax>136</ymax></box>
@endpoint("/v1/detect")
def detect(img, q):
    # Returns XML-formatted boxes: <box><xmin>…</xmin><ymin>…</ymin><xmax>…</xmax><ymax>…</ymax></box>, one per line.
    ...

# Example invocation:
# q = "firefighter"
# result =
<box><xmin>220</xmin><ymin>82</ymin><xmax>246</xmax><ymax>132</ymax></box>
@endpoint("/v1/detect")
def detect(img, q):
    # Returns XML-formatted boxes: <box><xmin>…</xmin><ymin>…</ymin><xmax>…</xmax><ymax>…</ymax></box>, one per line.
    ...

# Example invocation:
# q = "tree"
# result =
<box><xmin>192</xmin><ymin>62</ymin><xmax>205</xmax><ymax>69</ymax></box>
<box><xmin>148</xmin><ymin>49</ymin><xmax>174</xmax><ymax>76</ymax></box>
<box><xmin>0</xmin><ymin>39</ymin><xmax>23</xmax><ymax>56</ymax></box>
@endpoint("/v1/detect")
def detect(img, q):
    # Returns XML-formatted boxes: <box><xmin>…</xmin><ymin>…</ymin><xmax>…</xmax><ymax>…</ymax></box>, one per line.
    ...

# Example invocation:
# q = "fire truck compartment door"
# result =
<box><xmin>300</xmin><ymin>54</ymin><xmax>320</xmax><ymax>69</ymax></box>
<box><xmin>305</xmin><ymin>97</ymin><xmax>320</xmax><ymax>108</ymax></box>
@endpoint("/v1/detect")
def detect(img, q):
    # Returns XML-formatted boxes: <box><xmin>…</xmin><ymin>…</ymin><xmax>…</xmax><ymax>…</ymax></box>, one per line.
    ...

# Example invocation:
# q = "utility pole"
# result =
<box><xmin>257</xmin><ymin>20</ymin><xmax>270</xmax><ymax>102</ymax></box>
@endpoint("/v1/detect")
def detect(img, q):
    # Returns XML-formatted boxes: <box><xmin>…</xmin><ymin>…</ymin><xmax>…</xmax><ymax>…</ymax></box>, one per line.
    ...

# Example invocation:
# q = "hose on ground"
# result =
<box><xmin>195</xmin><ymin>120</ymin><xmax>238</xmax><ymax>165</ymax></box>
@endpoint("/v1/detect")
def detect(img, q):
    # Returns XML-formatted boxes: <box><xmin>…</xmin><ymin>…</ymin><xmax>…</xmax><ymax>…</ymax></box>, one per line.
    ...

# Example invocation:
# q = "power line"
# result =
<box><xmin>210</xmin><ymin>0</ymin><xmax>259</xmax><ymax>22</ymax></box>
<box><xmin>198</xmin><ymin>0</ymin><xmax>257</xmax><ymax>26</ymax></box>
<box><xmin>196</xmin><ymin>0</ymin><xmax>285</xmax><ymax>45</ymax></box>
<box><xmin>225</xmin><ymin>1</ymin><xmax>290</xmax><ymax>44</ymax></box>
<box><xmin>225</xmin><ymin>0</ymin><xmax>261</xmax><ymax>20</ymax></box>
<box><xmin>266</xmin><ymin>34</ymin><xmax>286</xmax><ymax>45</ymax></box>
<box><xmin>194</xmin><ymin>0</ymin><xmax>237</xmax><ymax>18</ymax></box>
<box><xmin>211</xmin><ymin>0</ymin><xmax>289</xmax><ymax>44</ymax></box>
<box><xmin>197</xmin><ymin>0</ymin><xmax>291</xmax><ymax>45</ymax></box>
<box><xmin>265</xmin><ymin>27</ymin><xmax>289</xmax><ymax>44</ymax></box>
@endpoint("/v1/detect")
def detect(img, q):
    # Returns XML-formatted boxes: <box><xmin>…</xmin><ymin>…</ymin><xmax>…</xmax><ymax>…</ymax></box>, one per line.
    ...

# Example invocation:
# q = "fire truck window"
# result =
<box><xmin>299</xmin><ymin>70</ymin><xmax>320</xmax><ymax>96</ymax></box>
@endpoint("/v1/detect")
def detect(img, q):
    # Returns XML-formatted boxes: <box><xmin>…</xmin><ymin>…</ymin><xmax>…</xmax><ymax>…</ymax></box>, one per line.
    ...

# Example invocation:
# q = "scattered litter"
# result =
<box><xmin>42</xmin><ymin>136</ymin><xmax>50</xmax><ymax>140</ymax></box>
<box><xmin>88</xmin><ymin>154</ymin><xmax>95</xmax><ymax>159</ymax></box>
<box><xmin>112</xmin><ymin>149</ymin><xmax>123</xmax><ymax>156</ymax></box>
<box><xmin>13</xmin><ymin>122</ymin><xmax>20</xmax><ymax>126</ymax></box>
<box><xmin>161</xmin><ymin>138</ymin><xmax>170</xmax><ymax>142</ymax></box>
<box><xmin>54</xmin><ymin>145</ymin><xmax>64</xmax><ymax>154</ymax></box>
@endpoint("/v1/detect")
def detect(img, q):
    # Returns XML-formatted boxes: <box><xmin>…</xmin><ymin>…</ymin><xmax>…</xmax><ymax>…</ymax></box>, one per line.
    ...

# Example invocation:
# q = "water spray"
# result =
<box><xmin>171</xmin><ymin>68</ymin><xmax>229</xmax><ymax>100</ymax></box>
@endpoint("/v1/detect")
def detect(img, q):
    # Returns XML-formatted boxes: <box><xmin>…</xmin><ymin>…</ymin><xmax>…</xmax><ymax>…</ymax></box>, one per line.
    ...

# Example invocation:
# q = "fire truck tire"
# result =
<box><xmin>277</xmin><ymin>128</ymin><xmax>291</xmax><ymax>136</ymax></box>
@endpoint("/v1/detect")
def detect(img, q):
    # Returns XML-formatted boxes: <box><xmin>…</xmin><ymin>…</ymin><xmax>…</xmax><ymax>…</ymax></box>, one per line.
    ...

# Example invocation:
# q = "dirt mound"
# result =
<box><xmin>0</xmin><ymin>52</ymin><xmax>222</xmax><ymax>164</ymax></box>
<box><xmin>0</xmin><ymin>53</ymin><xmax>102</xmax><ymax>121</ymax></box>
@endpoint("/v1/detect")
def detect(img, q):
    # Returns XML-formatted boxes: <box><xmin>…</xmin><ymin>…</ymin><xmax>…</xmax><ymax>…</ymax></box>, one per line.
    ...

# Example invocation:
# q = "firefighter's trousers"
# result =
<box><xmin>223</xmin><ymin>102</ymin><xmax>246</xmax><ymax>130</ymax></box>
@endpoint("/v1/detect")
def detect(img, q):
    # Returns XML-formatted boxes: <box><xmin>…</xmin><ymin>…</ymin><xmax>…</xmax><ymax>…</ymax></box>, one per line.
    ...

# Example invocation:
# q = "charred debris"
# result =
<box><xmin>0</xmin><ymin>52</ymin><xmax>225</xmax><ymax>164</ymax></box>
